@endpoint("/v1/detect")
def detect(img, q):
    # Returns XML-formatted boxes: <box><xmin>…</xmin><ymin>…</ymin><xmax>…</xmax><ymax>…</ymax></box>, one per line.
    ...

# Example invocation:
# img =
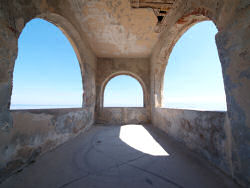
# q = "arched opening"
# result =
<box><xmin>163</xmin><ymin>21</ymin><xmax>227</xmax><ymax>111</ymax></box>
<box><xmin>103</xmin><ymin>75</ymin><xmax>144</xmax><ymax>107</ymax></box>
<box><xmin>10</xmin><ymin>18</ymin><xmax>83</xmax><ymax>109</ymax></box>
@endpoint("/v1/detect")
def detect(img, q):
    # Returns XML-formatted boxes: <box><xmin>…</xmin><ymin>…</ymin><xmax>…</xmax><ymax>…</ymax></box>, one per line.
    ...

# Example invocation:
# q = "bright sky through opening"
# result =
<box><xmin>11</xmin><ymin>19</ymin><xmax>227</xmax><ymax>111</ymax></box>
<box><xmin>163</xmin><ymin>21</ymin><xmax>227</xmax><ymax>111</ymax></box>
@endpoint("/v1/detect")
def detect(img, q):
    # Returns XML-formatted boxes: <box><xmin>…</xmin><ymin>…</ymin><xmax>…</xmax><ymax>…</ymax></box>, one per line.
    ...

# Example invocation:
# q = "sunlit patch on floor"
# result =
<box><xmin>119</xmin><ymin>125</ymin><xmax>169</xmax><ymax>156</ymax></box>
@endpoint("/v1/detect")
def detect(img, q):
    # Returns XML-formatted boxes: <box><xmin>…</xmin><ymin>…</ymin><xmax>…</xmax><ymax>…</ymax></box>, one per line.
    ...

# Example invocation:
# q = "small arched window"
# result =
<box><xmin>104</xmin><ymin>75</ymin><xmax>143</xmax><ymax>107</ymax></box>
<box><xmin>10</xmin><ymin>18</ymin><xmax>83</xmax><ymax>109</ymax></box>
<box><xmin>163</xmin><ymin>21</ymin><xmax>227</xmax><ymax>111</ymax></box>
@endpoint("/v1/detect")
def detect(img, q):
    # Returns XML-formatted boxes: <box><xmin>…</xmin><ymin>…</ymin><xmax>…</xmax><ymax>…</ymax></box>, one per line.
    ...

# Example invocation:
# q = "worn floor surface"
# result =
<box><xmin>0</xmin><ymin>125</ymin><xmax>240</xmax><ymax>188</ymax></box>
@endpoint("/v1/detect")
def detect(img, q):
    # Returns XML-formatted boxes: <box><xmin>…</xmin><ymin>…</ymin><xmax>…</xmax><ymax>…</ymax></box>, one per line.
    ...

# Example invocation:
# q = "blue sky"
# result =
<box><xmin>104</xmin><ymin>75</ymin><xmax>143</xmax><ymax>107</ymax></box>
<box><xmin>10</xmin><ymin>19</ymin><xmax>227</xmax><ymax>111</ymax></box>
<box><xmin>11</xmin><ymin>18</ymin><xmax>83</xmax><ymax>108</ymax></box>
<box><xmin>163</xmin><ymin>21</ymin><xmax>227</xmax><ymax>111</ymax></box>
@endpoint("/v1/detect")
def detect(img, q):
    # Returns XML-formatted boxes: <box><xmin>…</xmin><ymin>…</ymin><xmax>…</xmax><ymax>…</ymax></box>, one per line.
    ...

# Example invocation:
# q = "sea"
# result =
<box><xmin>10</xmin><ymin>104</ymin><xmax>81</xmax><ymax>110</ymax></box>
<box><xmin>10</xmin><ymin>103</ymin><xmax>227</xmax><ymax>112</ymax></box>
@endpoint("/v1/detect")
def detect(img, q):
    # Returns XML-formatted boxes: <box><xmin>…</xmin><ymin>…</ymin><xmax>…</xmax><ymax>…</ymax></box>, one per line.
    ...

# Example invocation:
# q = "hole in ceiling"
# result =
<box><xmin>157</xmin><ymin>16</ymin><xmax>164</xmax><ymax>22</ymax></box>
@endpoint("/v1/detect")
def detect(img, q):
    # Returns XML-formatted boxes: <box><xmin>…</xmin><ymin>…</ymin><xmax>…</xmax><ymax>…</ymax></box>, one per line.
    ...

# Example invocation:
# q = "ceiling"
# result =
<box><xmin>70</xmin><ymin>0</ymin><xmax>160</xmax><ymax>58</ymax></box>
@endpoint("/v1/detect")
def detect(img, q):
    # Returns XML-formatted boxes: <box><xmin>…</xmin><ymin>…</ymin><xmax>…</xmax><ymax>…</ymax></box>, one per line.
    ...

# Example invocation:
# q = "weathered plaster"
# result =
<box><xmin>95</xmin><ymin>58</ymin><xmax>151</xmax><ymax>122</ymax></box>
<box><xmin>75</xmin><ymin>0</ymin><xmax>159</xmax><ymax>58</ymax></box>
<box><xmin>152</xmin><ymin>108</ymin><xmax>231</xmax><ymax>174</ymax></box>
<box><xmin>0</xmin><ymin>0</ymin><xmax>249</xmax><ymax>187</ymax></box>
<box><xmin>96</xmin><ymin>107</ymin><xmax>150</xmax><ymax>125</ymax></box>
<box><xmin>149</xmin><ymin>0</ymin><xmax>249</xmax><ymax>186</ymax></box>
<box><xmin>0</xmin><ymin>0</ymin><xmax>97</xmax><ymax>183</ymax></box>
<box><xmin>0</xmin><ymin>108</ymin><xmax>94</xmax><ymax>182</ymax></box>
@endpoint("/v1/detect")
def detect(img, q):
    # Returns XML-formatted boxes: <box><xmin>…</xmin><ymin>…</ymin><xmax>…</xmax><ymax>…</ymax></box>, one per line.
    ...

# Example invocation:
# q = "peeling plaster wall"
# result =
<box><xmin>150</xmin><ymin>0</ymin><xmax>250</xmax><ymax>186</ymax></box>
<box><xmin>96</xmin><ymin>107</ymin><xmax>150</xmax><ymax>125</ymax></box>
<box><xmin>152</xmin><ymin>109</ymin><xmax>231</xmax><ymax>174</ymax></box>
<box><xmin>0</xmin><ymin>108</ymin><xmax>94</xmax><ymax>182</ymax></box>
<box><xmin>0</xmin><ymin>0</ymin><xmax>97</xmax><ymax>183</ymax></box>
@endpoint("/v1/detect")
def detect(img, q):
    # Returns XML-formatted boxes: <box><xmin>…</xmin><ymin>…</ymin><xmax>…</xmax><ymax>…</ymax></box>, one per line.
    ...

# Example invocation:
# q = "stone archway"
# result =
<box><xmin>100</xmin><ymin>71</ymin><xmax>148</xmax><ymax>108</ymax></box>
<box><xmin>149</xmin><ymin>1</ymin><xmax>250</xmax><ymax>185</ymax></box>
<box><xmin>152</xmin><ymin>13</ymin><xmax>217</xmax><ymax>108</ymax></box>
<box><xmin>0</xmin><ymin>11</ymin><xmax>95</xmax><ymax>128</ymax></box>
<box><xmin>36</xmin><ymin>13</ymin><xmax>91</xmax><ymax>107</ymax></box>
<box><xmin>160</xmin><ymin>21</ymin><xmax>226</xmax><ymax>111</ymax></box>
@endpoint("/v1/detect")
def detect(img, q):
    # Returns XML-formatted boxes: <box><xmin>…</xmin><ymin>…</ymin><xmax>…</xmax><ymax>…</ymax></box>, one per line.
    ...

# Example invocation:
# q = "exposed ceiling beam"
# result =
<box><xmin>130</xmin><ymin>0</ymin><xmax>175</xmax><ymax>10</ymax></box>
<box><xmin>130</xmin><ymin>0</ymin><xmax>176</xmax><ymax>33</ymax></box>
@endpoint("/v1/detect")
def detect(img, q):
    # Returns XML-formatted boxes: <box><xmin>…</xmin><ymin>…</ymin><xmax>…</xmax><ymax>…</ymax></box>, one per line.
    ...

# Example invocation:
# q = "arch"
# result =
<box><xmin>103</xmin><ymin>75</ymin><xmax>144</xmax><ymax>107</ymax></box>
<box><xmin>162</xmin><ymin>21</ymin><xmax>227</xmax><ymax>111</ymax></box>
<box><xmin>37</xmin><ymin>13</ymin><xmax>84</xmax><ymax>69</ymax></box>
<box><xmin>38</xmin><ymin>13</ymin><xmax>88</xmax><ymax>106</ymax></box>
<box><xmin>152</xmin><ymin>8</ymin><xmax>224</xmax><ymax>108</ymax></box>
<box><xmin>100</xmin><ymin>71</ymin><xmax>148</xmax><ymax>108</ymax></box>
<box><xmin>8</xmin><ymin>12</ymin><xmax>90</xmax><ymax>109</ymax></box>
<box><xmin>10</xmin><ymin>18</ymin><xmax>83</xmax><ymax>109</ymax></box>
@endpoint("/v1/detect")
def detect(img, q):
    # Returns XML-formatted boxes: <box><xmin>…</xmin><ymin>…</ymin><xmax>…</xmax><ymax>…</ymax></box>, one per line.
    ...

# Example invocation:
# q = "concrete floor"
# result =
<box><xmin>0</xmin><ymin>125</ymin><xmax>240</xmax><ymax>188</ymax></box>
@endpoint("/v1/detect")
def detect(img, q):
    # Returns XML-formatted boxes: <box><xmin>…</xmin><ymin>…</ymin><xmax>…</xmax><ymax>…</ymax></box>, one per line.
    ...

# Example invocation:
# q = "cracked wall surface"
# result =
<box><xmin>0</xmin><ymin>108</ymin><xmax>94</xmax><ymax>182</ymax></box>
<box><xmin>153</xmin><ymin>109</ymin><xmax>231</xmax><ymax>175</ymax></box>
<box><xmin>0</xmin><ymin>0</ymin><xmax>97</xmax><ymax>182</ymax></box>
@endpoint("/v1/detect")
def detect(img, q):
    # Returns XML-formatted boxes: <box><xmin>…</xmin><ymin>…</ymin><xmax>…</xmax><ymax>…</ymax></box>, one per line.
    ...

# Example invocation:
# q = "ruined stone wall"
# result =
<box><xmin>150</xmin><ymin>0</ymin><xmax>250</xmax><ymax>186</ymax></box>
<box><xmin>0</xmin><ymin>0</ymin><xmax>97</xmax><ymax>182</ymax></box>
<box><xmin>153</xmin><ymin>109</ymin><xmax>231</xmax><ymax>174</ymax></box>
<box><xmin>0</xmin><ymin>108</ymin><xmax>93</xmax><ymax>182</ymax></box>
<box><xmin>95</xmin><ymin>58</ymin><xmax>151</xmax><ymax>124</ymax></box>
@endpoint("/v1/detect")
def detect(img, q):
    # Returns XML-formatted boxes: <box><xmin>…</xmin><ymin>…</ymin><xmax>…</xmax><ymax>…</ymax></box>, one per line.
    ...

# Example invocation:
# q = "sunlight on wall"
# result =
<box><xmin>119</xmin><ymin>125</ymin><xmax>169</xmax><ymax>156</ymax></box>
<box><xmin>163</xmin><ymin>21</ymin><xmax>227</xmax><ymax>111</ymax></box>
<box><xmin>104</xmin><ymin>75</ymin><xmax>143</xmax><ymax>107</ymax></box>
<box><xmin>10</xmin><ymin>18</ymin><xmax>83</xmax><ymax>109</ymax></box>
